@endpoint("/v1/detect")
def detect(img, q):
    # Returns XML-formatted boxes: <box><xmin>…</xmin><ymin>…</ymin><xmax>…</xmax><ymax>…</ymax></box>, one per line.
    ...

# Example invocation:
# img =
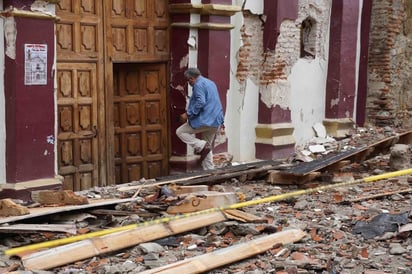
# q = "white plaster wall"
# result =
<box><xmin>227</xmin><ymin>0</ymin><xmax>260</xmax><ymax>163</ymax></box>
<box><xmin>289</xmin><ymin>58</ymin><xmax>328</xmax><ymax>145</ymax></box>
<box><xmin>0</xmin><ymin>0</ymin><xmax>5</xmax><ymax>184</ymax></box>
<box><xmin>290</xmin><ymin>0</ymin><xmax>332</xmax><ymax>146</ymax></box>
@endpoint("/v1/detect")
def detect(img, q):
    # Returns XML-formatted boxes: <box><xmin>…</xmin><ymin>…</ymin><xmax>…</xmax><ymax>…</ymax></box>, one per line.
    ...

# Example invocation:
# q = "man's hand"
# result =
<box><xmin>179</xmin><ymin>112</ymin><xmax>188</xmax><ymax>123</ymax></box>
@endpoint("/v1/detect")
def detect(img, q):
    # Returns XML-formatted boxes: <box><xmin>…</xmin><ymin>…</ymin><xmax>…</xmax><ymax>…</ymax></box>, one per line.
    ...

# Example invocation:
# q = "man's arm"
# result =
<box><xmin>178</xmin><ymin>112</ymin><xmax>188</xmax><ymax>123</ymax></box>
<box><xmin>187</xmin><ymin>84</ymin><xmax>207</xmax><ymax>117</ymax></box>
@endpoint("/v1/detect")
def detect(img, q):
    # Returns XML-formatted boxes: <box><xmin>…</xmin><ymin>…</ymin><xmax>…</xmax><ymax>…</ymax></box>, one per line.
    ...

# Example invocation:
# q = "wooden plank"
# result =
<box><xmin>267</xmin><ymin>170</ymin><xmax>321</xmax><ymax>185</ymax></box>
<box><xmin>117</xmin><ymin>160</ymin><xmax>285</xmax><ymax>191</ymax></box>
<box><xmin>346</xmin><ymin>188</ymin><xmax>412</xmax><ymax>203</ymax></box>
<box><xmin>0</xmin><ymin>198</ymin><xmax>141</xmax><ymax>225</ymax></box>
<box><xmin>116</xmin><ymin>174</ymin><xmax>208</xmax><ymax>192</ymax></box>
<box><xmin>223</xmin><ymin>209</ymin><xmax>266</xmax><ymax>223</ymax></box>
<box><xmin>280</xmin><ymin>146</ymin><xmax>367</xmax><ymax>176</ymax></box>
<box><xmin>139</xmin><ymin>229</ymin><xmax>306</xmax><ymax>274</ymax></box>
<box><xmin>0</xmin><ymin>224</ymin><xmax>77</xmax><ymax>234</ymax></box>
<box><xmin>186</xmin><ymin>164</ymin><xmax>283</xmax><ymax>186</ymax></box>
<box><xmin>166</xmin><ymin>191</ymin><xmax>238</xmax><ymax>214</ymax></box>
<box><xmin>169</xmin><ymin>185</ymin><xmax>209</xmax><ymax>195</ymax></box>
<box><xmin>279</xmin><ymin>129</ymin><xmax>412</xmax><ymax>177</ymax></box>
<box><xmin>21</xmin><ymin>210</ymin><xmax>246</xmax><ymax>270</ymax></box>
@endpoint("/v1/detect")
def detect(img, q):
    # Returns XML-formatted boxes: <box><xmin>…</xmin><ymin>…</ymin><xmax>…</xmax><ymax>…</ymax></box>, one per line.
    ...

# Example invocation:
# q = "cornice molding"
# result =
<box><xmin>170</xmin><ymin>3</ymin><xmax>241</xmax><ymax>17</ymax></box>
<box><xmin>0</xmin><ymin>6</ymin><xmax>58</xmax><ymax>21</ymax></box>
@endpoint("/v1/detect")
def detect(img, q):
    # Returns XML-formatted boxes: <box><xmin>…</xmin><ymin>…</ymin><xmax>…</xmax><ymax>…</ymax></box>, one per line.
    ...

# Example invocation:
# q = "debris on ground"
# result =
<box><xmin>0</xmin><ymin>126</ymin><xmax>411</xmax><ymax>274</ymax></box>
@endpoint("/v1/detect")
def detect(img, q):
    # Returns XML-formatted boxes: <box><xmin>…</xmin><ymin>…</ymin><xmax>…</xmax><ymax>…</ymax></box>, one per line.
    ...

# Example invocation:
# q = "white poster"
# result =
<box><xmin>24</xmin><ymin>44</ymin><xmax>47</xmax><ymax>85</ymax></box>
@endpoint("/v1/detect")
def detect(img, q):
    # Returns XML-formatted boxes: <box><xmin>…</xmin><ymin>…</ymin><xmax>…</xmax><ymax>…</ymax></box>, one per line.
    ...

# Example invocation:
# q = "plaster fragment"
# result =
<box><xmin>47</xmin><ymin>135</ymin><xmax>55</xmax><ymax>144</ymax></box>
<box><xmin>187</xmin><ymin>36</ymin><xmax>197</xmax><ymax>49</ymax></box>
<box><xmin>179</xmin><ymin>54</ymin><xmax>189</xmax><ymax>69</ymax></box>
<box><xmin>330</xmin><ymin>98</ymin><xmax>339</xmax><ymax>107</ymax></box>
<box><xmin>31</xmin><ymin>0</ymin><xmax>54</xmax><ymax>16</ymax></box>
<box><xmin>243</xmin><ymin>0</ymin><xmax>263</xmax><ymax>14</ymax></box>
<box><xmin>4</xmin><ymin>17</ymin><xmax>17</xmax><ymax>60</ymax></box>
<box><xmin>313</xmin><ymin>122</ymin><xmax>327</xmax><ymax>138</ymax></box>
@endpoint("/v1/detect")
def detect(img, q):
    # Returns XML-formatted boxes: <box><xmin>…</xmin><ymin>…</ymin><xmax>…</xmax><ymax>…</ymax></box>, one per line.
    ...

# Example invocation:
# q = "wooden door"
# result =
<box><xmin>104</xmin><ymin>0</ymin><xmax>170</xmax><ymax>184</ymax></box>
<box><xmin>113</xmin><ymin>64</ymin><xmax>168</xmax><ymax>184</ymax></box>
<box><xmin>56</xmin><ymin>0</ymin><xmax>105</xmax><ymax>190</ymax></box>
<box><xmin>56</xmin><ymin>0</ymin><xmax>170</xmax><ymax>190</ymax></box>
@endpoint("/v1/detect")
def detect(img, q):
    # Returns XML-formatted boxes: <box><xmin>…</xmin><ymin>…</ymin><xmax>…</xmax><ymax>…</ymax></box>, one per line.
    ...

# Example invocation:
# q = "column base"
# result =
<box><xmin>169</xmin><ymin>155</ymin><xmax>203</xmax><ymax>174</ymax></box>
<box><xmin>255</xmin><ymin>123</ymin><xmax>296</xmax><ymax>159</ymax></box>
<box><xmin>323</xmin><ymin>118</ymin><xmax>355</xmax><ymax>138</ymax></box>
<box><xmin>0</xmin><ymin>176</ymin><xmax>63</xmax><ymax>202</ymax></box>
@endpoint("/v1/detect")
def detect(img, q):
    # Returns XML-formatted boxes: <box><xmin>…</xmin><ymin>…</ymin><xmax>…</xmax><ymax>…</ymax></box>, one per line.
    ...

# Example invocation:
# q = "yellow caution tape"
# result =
<box><xmin>5</xmin><ymin>168</ymin><xmax>412</xmax><ymax>256</ymax></box>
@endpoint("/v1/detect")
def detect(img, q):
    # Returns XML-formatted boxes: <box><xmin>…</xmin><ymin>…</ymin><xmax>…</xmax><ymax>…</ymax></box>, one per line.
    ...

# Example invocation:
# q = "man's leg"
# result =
<box><xmin>176</xmin><ymin>122</ymin><xmax>207</xmax><ymax>153</ymax></box>
<box><xmin>200</xmin><ymin>127</ymin><xmax>219</xmax><ymax>170</ymax></box>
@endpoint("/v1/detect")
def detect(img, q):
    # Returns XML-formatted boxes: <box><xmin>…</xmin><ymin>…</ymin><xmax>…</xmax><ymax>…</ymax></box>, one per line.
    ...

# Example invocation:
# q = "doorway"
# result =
<box><xmin>56</xmin><ymin>0</ymin><xmax>170</xmax><ymax>190</ymax></box>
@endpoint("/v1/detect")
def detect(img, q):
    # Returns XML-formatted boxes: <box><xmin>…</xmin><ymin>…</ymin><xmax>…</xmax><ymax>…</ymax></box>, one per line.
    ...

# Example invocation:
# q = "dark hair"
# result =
<box><xmin>184</xmin><ymin>68</ymin><xmax>201</xmax><ymax>79</ymax></box>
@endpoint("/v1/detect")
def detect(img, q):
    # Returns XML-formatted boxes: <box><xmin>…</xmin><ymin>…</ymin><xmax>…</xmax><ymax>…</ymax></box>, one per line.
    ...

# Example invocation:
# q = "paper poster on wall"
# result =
<box><xmin>24</xmin><ymin>44</ymin><xmax>47</xmax><ymax>85</ymax></box>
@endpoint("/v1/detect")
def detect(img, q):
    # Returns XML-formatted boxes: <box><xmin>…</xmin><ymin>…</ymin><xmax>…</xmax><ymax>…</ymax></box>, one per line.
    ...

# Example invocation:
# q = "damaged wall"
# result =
<box><xmin>367</xmin><ymin>0</ymin><xmax>412</xmax><ymax>128</ymax></box>
<box><xmin>227</xmin><ymin>0</ymin><xmax>333</xmax><ymax>161</ymax></box>
<box><xmin>289</xmin><ymin>0</ymin><xmax>332</xmax><ymax>144</ymax></box>
<box><xmin>227</xmin><ymin>3</ymin><xmax>261</xmax><ymax>162</ymax></box>
<box><xmin>2</xmin><ymin>1</ymin><xmax>56</xmax><ymax>183</ymax></box>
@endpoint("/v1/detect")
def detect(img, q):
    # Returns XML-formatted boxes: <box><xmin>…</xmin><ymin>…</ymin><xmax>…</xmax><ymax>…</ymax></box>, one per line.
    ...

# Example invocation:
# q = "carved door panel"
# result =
<box><xmin>113</xmin><ymin>64</ymin><xmax>169</xmax><ymax>184</ymax></box>
<box><xmin>57</xmin><ymin>63</ymin><xmax>99</xmax><ymax>190</ymax></box>
<box><xmin>56</xmin><ymin>0</ymin><xmax>105</xmax><ymax>190</ymax></box>
<box><xmin>105</xmin><ymin>0</ymin><xmax>169</xmax><ymax>62</ymax></box>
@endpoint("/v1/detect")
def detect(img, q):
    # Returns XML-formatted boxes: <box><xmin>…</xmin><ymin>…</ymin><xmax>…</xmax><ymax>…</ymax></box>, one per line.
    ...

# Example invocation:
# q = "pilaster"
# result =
<box><xmin>0</xmin><ymin>3</ymin><xmax>61</xmax><ymax>199</ymax></box>
<box><xmin>168</xmin><ymin>0</ymin><xmax>240</xmax><ymax>172</ymax></box>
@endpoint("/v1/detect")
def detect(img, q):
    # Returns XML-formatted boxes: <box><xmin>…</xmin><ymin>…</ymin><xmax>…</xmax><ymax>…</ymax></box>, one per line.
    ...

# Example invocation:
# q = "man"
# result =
<box><xmin>176</xmin><ymin>68</ymin><xmax>224</xmax><ymax>170</ymax></box>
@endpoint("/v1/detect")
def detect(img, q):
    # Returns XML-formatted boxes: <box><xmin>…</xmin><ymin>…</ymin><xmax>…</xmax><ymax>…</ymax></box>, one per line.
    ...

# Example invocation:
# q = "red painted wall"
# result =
<box><xmin>5</xmin><ymin>16</ymin><xmax>55</xmax><ymax>182</ymax></box>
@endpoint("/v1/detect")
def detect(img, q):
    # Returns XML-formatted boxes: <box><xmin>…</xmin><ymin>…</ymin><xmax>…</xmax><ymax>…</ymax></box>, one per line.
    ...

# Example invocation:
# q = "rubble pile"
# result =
<box><xmin>0</xmin><ymin>126</ymin><xmax>411</xmax><ymax>274</ymax></box>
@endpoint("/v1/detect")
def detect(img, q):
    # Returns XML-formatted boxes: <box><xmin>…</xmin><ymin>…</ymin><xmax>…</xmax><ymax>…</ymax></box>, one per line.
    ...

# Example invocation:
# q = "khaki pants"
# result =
<box><xmin>176</xmin><ymin>123</ymin><xmax>218</xmax><ymax>170</ymax></box>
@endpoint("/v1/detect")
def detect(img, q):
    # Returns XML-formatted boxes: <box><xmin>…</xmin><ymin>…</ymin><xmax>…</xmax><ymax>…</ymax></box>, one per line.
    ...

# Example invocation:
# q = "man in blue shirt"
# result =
<box><xmin>176</xmin><ymin>68</ymin><xmax>224</xmax><ymax>170</ymax></box>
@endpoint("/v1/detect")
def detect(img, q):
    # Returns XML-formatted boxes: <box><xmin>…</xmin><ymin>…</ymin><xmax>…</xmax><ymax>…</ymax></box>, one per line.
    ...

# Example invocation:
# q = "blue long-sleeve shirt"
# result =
<box><xmin>186</xmin><ymin>76</ymin><xmax>224</xmax><ymax>129</ymax></box>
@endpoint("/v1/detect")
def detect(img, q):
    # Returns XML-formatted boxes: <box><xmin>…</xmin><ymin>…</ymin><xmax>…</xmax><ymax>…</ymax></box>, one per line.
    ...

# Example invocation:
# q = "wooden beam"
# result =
<box><xmin>278</xmin><ymin>129</ymin><xmax>412</xmax><ymax>177</ymax></box>
<box><xmin>116</xmin><ymin>174</ymin><xmax>208</xmax><ymax>192</ymax></box>
<box><xmin>21</xmin><ymin>210</ymin><xmax>252</xmax><ymax>270</ymax></box>
<box><xmin>117</xmin><ymin>160</ymin><xmax>284</xmax><ymax>192</ymax></box>
<box><xmin>0</xmin><ymin>198</ymin><xmax>142</xmax><ymax>224</ymax></box>
<box><xmin>139</xmin><ymin>229</ymin><xmax>306</xmax><ymax>274</ymax></box>
<box><xmin>166</xmin><ymin>191</ymin><xmax>238</xmax><ymax>214</ymax></box>
<box><xmin>346</xmin><ymin>187</ymin><xmax>412</xmax><ymax>203</ymax></box>
<box><xmin>0</xmin><ymin>224</ymin><xmax>77</xmax><ymax>234</ymax></box>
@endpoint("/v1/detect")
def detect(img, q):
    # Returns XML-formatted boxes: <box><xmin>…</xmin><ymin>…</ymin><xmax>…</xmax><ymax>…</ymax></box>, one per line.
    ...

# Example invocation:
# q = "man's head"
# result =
<box><xmin>184</xmin><ymin>68</ymin><xmax>201</xmax><ymax>86</ymax></box>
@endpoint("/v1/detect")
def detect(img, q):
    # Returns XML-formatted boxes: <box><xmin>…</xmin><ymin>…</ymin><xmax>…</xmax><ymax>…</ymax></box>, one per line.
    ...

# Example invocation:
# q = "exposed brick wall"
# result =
<box><xmin>235</xmin><ymin>11</ymin><xmax>263</xmax><ymax>85</ymax></box>
<box><xmin>368</xmin><ymin>0</ymin><xmax>412</xmax><ymax>128</ymax></box>
<box><xmin>235</xmin><ymin>1</ymin><xmax>331</xmax><ymax>108</ymax></box>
